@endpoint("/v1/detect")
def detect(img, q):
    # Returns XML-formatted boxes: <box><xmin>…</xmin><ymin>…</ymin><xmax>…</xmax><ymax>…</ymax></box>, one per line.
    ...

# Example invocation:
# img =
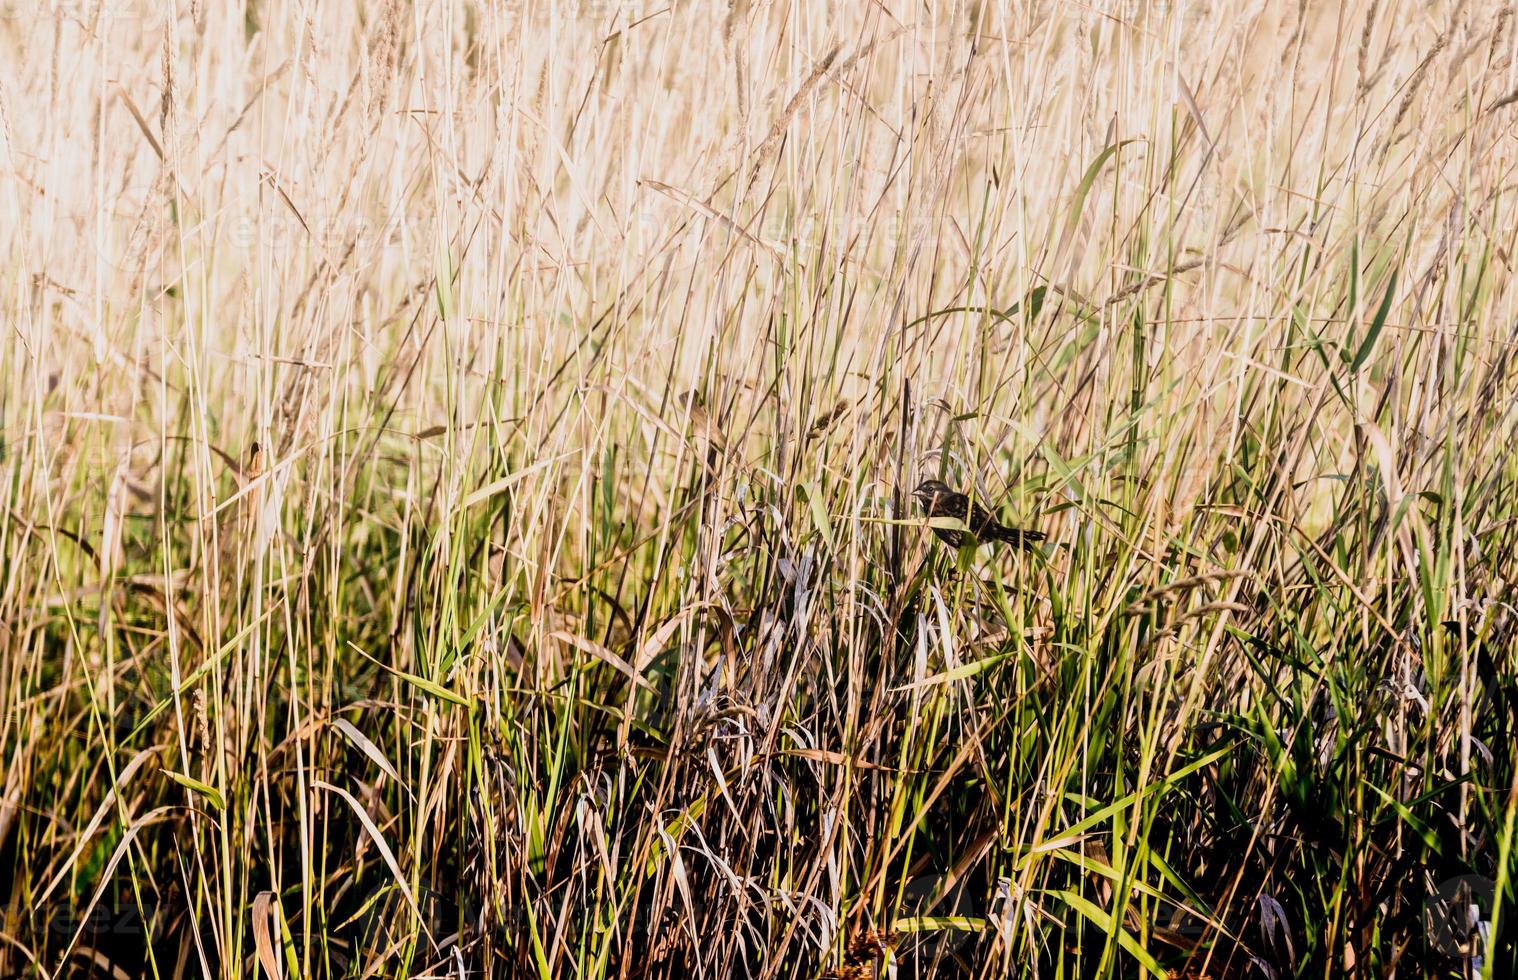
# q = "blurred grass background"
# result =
<box><xmin>0</xmin><ymin>0</ymin><xmax>1516</xmax><ymax>976</ymax></box>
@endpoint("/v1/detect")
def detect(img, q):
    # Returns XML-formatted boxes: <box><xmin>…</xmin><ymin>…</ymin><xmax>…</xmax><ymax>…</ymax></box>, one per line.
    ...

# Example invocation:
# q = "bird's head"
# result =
<box><xmin>912</xmin><ymin>479</ymin><xmax>952</xmax><ymax>511</ymax></box>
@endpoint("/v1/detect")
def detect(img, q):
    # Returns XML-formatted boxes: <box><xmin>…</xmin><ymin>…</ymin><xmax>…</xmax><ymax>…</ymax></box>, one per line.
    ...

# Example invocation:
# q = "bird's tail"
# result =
<box><xmin>991</xmin><ymin>525</ymin><xmax>1045</xmax><ymax>550</ymax></box>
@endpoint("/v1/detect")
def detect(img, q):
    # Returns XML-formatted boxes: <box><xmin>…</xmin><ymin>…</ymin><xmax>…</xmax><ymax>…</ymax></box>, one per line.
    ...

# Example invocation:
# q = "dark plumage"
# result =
<box><xmin>911</xmin><ymin>479</ymin><xmax>1044</xmax><ymax>551</ymax></box>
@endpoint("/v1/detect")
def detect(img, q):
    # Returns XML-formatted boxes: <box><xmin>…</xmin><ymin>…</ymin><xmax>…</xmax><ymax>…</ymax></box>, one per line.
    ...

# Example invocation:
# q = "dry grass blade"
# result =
<box><xmin>250</xmin><ymin>892</ymin><xmax>284</xmax><ymax>980</ymax></box>
<box><xmin>550</xmin><ymin>630</ymin><xmax>656</xmax><ymax>691</ymax></box>
<box><xmin>311</xmin><ymin>781</ymin><xmax>423</xmax><ymax>926</ymax></box>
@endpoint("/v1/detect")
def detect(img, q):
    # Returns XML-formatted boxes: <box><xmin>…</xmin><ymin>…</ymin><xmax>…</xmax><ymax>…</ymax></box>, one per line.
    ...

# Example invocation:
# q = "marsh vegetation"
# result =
<box><xmin>0</xmin><ymin>1</ymin><xmax>1515</xmax><ymax>976</ymax></box>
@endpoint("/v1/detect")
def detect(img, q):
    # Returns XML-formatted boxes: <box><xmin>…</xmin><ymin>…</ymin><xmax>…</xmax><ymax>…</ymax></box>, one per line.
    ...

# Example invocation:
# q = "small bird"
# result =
<box><xmin>911</xmin><ymin>479</ymin><xmax>1045</xmax><ymax>550</ymax></box>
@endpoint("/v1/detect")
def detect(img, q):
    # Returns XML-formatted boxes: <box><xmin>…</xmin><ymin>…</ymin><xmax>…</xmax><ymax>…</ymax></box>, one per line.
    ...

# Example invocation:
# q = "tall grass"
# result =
<box><xmin>1</xmin><ymin>0</ymin><xmax>1515</xmax><ymax>976</ymax></box>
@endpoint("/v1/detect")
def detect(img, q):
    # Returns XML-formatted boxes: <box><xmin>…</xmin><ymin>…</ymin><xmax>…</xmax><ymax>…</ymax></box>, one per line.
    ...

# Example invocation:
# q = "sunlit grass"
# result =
<box><xmin>0</xmin><ymin>1</ymin><xmax>1515</xmax><ymax>977</ymax></box>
